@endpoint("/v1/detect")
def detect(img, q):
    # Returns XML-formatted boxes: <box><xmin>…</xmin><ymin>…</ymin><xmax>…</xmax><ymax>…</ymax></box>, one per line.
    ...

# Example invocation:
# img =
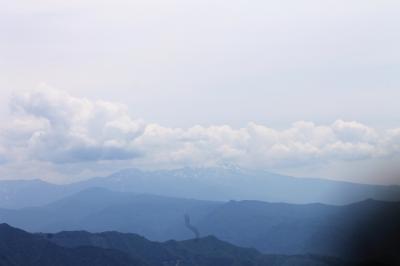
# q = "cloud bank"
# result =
<box><xmin>1</xmin><ymin>88</ymin><xmax>399</xmax><ymax>174</ymax></box>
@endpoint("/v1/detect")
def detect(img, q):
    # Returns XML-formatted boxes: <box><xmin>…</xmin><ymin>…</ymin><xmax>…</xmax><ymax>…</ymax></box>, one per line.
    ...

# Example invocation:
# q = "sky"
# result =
<box><xmin>1</xmin><ymin>0</ymin><xmax>400</xmax><ymax>184</ymax></box>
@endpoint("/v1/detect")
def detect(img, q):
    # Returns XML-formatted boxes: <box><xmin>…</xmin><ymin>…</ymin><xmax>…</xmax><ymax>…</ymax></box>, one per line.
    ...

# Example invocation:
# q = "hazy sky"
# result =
<box><xmin>1</xmin><ymin>0</ymin><xmax>400</xmax><ymax>184</ymax></box>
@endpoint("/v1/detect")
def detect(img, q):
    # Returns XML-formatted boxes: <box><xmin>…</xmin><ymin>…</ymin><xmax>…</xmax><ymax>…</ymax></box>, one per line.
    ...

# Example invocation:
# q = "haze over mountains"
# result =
<box><xmin>3</xmin><ymin>0</ymin><xmax>400</xmax><ymax>264</ymax></box>
<box><xmin>1</xmin><ymin>167</ymin><xmax>400</xmax><ymax>209</ymax></box>
<box><xmin>1</xmin><ymin>167</ymin><xmax>399</xmax><ymax>265</ymax></box>
<box><xmin>1</xmin><ymin>186</ymin><xmax>400</xmax><ymax>262</ymax></box>
<box><xmin>1</xmin><ymin>223</ymin><xmax>358</xmax><ymax>266</ymax></box>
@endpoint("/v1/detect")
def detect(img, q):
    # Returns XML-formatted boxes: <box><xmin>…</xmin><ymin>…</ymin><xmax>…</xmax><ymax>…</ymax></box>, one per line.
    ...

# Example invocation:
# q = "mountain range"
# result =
<box><xmin>0</xmin><ymin>223</ymin><xmax>359</xmax><ymax>266</ymax></box>
<box><xmin>1</xmin><ymin>167</ymin><xmax>400</xmax><ymax>209</ymax></box>
<box><xmin>1</xmin><ymin>187</ymin><xmax>399</xmax><ymax>263</ymax></box>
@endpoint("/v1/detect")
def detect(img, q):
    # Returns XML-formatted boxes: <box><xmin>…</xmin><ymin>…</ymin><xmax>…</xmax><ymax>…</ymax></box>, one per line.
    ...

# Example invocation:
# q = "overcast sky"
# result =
<box><xmin>1</xmin><ymin>0</ymin><xmax>400</xmax><ymax>184</ymax></box>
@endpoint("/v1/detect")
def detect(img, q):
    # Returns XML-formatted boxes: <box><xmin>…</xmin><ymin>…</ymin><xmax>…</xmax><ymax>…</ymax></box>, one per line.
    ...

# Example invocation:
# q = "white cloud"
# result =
<box><xmin>5</xmin><ymin>87</ymin><xmax>144</xmax><ymax>163</ymax></box>
<box><xmin>1</xmin><ymin>88</ymin><xmax>400</xmax><ymax>173</ymax></box>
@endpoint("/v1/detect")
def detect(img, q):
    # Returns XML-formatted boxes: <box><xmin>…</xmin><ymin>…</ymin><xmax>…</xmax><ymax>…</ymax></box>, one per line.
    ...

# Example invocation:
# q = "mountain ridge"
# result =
<box><xmin>1</xmin><ymin>167</ymin><xmax>400</xmax><ymax>209</ymax></box>
<box><xmin>0</xmin><ymin>223</ymin><xmax>357</xmax><ymax>266</ymax></box>
<box><xmin>1</xmin><ymin>187</ymin><xmax>399</xmax><ymax>261</ymax></box>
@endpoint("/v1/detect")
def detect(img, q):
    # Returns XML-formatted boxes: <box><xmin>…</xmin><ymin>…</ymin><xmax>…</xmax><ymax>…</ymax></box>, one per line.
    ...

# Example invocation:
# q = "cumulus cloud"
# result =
<box><xmin>1</xmin><ymin>88</ymin><xmax>400</xmax><ymax>170</ymax></box>
<box><xmin>5</xmin><ymin>88</ymin><xmax>144</xmax><ymax>163</ymax></box>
